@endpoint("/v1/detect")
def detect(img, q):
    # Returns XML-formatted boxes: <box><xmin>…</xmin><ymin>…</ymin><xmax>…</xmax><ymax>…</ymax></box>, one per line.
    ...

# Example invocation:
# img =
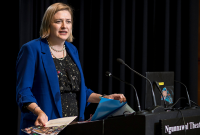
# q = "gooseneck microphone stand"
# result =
<box><xmin>117</xmin><ymin>58</ymin><xmax>164</xmax><ymax>113</ymax></box>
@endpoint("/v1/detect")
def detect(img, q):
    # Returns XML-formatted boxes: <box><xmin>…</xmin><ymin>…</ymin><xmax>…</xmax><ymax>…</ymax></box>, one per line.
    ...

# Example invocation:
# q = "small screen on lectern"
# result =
<box><xmin>145</xmin><ymin>72</ymin><xmax>174</xmax><ymax>109</ymax></box>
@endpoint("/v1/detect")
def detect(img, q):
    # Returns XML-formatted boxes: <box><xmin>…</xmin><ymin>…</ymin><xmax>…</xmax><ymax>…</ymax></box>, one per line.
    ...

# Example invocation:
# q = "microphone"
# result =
<box><xmin>174</xmin><ymin>80</ymin><xmax>197</xmax><ymax>109</ymax></box>
<box><xmin>116</xmin><ymin>58</ymin><xmax>164</xmax><ymax>113</ymax></box>
<box><xmin>105</xmin><ymin>71</ymin><xmax>149</xmax><ymax>114</ymax></box>
<box><xmin>153</xmin><ymin>81</ymin><xmax>167</xmax><ymax>108</ymax></box>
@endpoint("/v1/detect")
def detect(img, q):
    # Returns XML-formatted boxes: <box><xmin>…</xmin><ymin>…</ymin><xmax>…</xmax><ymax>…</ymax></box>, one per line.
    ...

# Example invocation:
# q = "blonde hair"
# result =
<box><xmin>40</xmin><ymin>3</ymin><xmax>74</xmax><ymax>42</ymax></box>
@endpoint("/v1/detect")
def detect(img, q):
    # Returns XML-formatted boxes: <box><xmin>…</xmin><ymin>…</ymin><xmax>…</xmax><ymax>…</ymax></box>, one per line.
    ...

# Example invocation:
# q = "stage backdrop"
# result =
<box><xmin>13</xmin><ymin>0</ymin><xmax>198</xmax><ymax>135</ymax></box>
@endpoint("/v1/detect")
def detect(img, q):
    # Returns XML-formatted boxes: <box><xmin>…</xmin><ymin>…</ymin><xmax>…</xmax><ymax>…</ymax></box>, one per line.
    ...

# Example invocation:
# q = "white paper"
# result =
<box><xmin>108</xmin><ymin>103</ymin><xmax>135</xmax><ymax>117</ymax></box>
<box><xmin>45</xmin><ymin>116</ymin><xmax>77</xmax><ymax>127</ymax></box>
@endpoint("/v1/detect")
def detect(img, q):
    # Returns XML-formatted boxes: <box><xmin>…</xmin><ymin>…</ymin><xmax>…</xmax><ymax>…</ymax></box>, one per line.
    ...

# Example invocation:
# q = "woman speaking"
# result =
<box><xmin>16</xmin><ymin>3</ymin><xmax>126</xmax><ymax>135</ymax></box>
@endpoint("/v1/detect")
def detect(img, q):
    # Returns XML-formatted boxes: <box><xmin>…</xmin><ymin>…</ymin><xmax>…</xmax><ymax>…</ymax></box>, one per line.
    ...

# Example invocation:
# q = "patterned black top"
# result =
<box><xmin>53</xmin><ymin>53</ymin><xmax>80</xmax><ymax>117</ymax></box>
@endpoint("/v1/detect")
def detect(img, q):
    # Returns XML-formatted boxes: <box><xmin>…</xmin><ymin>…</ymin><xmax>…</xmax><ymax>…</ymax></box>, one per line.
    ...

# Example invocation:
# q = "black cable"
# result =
<box><xmin>102</xmin><ymin>119</ymin><xmax>104</xmax><ymax>135</ymax></box>
<box><xmin>174</xmin><ymin>80</ymin><xmax>191</xmax><ymax>108</ymax></box>
<box><xmin>190</xmin><ymin>100</ymin><xmax>199</xmax><ymax>107</ymax></box>
<box><xmin>166</xmin><ymin>98</ymin><xmax>198</xmax><ymax>111</ymax></box>
<box><xmin>178</xmin><ymin>109</ymin><xmax>186</xmax><ymax>135</ymax></box>
<box><xmin>166</xmin><ymin>97</ymin><xmax>186</xmax><ymax>109</ymax></box>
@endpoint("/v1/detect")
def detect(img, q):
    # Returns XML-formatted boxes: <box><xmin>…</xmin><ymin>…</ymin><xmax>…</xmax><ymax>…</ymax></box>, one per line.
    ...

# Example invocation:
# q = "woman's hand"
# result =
<box><xmin>87</xmin><ymin>93</ymin><xmax>126</xmax><ymax>103</ymax></box>
<box><xmin>26</xmin><ymin>103</ymin><xmax>48</xmax><ymax>126</ymax></box>
<box><xmin>104</xmin><ymin>94</ymin><xmax>126</xmax><ymax>103</ymax></box>
<box><xmin>34</xmin><ymin>110</ymin><xmax>48</xmax><ymax>126</ymax></box>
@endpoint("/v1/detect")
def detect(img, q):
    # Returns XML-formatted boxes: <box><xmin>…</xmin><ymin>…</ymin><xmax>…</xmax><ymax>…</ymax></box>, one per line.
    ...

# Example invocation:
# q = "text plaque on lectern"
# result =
<box><xmin>160</xmin><ymin>115</ymin><xmax>200</xmax><ymax>135</ymax></box>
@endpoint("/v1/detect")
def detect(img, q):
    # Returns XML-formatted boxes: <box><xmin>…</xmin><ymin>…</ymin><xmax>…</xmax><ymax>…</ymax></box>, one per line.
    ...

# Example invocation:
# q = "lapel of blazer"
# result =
<box><xmin>65</xmin><ymin>42</ymin><xmax>82</xmax><ymax>75</ymax></box>
<box><xmin>40</xmin><ymin>38</ymin><xmax>62</xmax><ymax>118</ymax></box>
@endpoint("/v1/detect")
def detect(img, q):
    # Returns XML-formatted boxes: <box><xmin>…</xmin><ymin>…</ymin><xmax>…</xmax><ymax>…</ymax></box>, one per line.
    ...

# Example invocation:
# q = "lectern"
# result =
<box><xmin>59</xmin><ymin>108</ymin><xmax>200</xmax><ymax>135</ymax></box>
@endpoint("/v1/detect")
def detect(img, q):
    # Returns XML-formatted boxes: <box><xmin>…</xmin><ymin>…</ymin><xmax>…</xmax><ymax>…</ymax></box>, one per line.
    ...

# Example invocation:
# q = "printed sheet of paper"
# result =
<box><xmin>45</xmin><ymin>116</ymin><xmax>77</xmax><ymax>127</ymax></box>
<box><xmin>22</xmin><ymin>116</ymin><xmax>77</xmax><ymax>135</ymax></box>
<box><xmin>108</xmin><ymin>103</ymin><xmax>135</xmax><ymax>117</ymax></box>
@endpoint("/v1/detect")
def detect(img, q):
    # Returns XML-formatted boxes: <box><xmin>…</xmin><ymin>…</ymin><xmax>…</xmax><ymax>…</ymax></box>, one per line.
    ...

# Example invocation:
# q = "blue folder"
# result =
<box><xmin>91</xmin><ymin>98</ymin><xmax>127</xmax><ymax>121</ymax></box>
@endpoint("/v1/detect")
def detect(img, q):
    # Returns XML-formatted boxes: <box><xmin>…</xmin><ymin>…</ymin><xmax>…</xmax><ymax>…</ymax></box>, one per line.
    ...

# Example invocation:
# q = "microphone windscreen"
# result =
<box><xmin>116</xmin><ymin>58</ymin><xmax>125</xmax><ymax>65</ymax></box>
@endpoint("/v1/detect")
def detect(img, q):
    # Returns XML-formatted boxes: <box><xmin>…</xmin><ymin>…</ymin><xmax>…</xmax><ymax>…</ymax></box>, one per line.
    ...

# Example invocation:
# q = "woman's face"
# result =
<box><xmin>49</xmin><ymin>10</ymin><xmax>72</xmax><ymax>42</ymax></box>
<box><xmin>162</xmin><ymin>91</ymin><xmax>167</xmax><ymax>97</ymax></box>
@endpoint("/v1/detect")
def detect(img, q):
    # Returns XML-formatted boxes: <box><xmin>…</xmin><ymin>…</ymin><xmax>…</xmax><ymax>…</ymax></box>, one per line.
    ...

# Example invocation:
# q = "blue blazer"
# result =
<box><xmin>16</xmin><ymin>38</ymin><xmax>93</xmax><ymax>135</ymax></box>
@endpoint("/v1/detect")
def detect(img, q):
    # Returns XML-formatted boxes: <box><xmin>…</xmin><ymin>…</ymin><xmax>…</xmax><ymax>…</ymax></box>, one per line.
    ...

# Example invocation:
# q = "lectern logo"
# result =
<box><xmin>165</xmin><ymin>122</ymin><xmax>200</xmax><ymax>134</ymax></box>
<box><xmin>165</xmin><ymin>123</ymin><xmax>188</xmax><ymax>134</ymax></box>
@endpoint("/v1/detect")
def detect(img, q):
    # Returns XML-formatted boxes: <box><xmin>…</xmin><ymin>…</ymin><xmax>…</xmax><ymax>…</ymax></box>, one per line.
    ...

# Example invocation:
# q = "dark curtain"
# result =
<box><xmin>11</xmin><ymin>0</ymin><xmax>199</xmax><ymax>134</ymax></box>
